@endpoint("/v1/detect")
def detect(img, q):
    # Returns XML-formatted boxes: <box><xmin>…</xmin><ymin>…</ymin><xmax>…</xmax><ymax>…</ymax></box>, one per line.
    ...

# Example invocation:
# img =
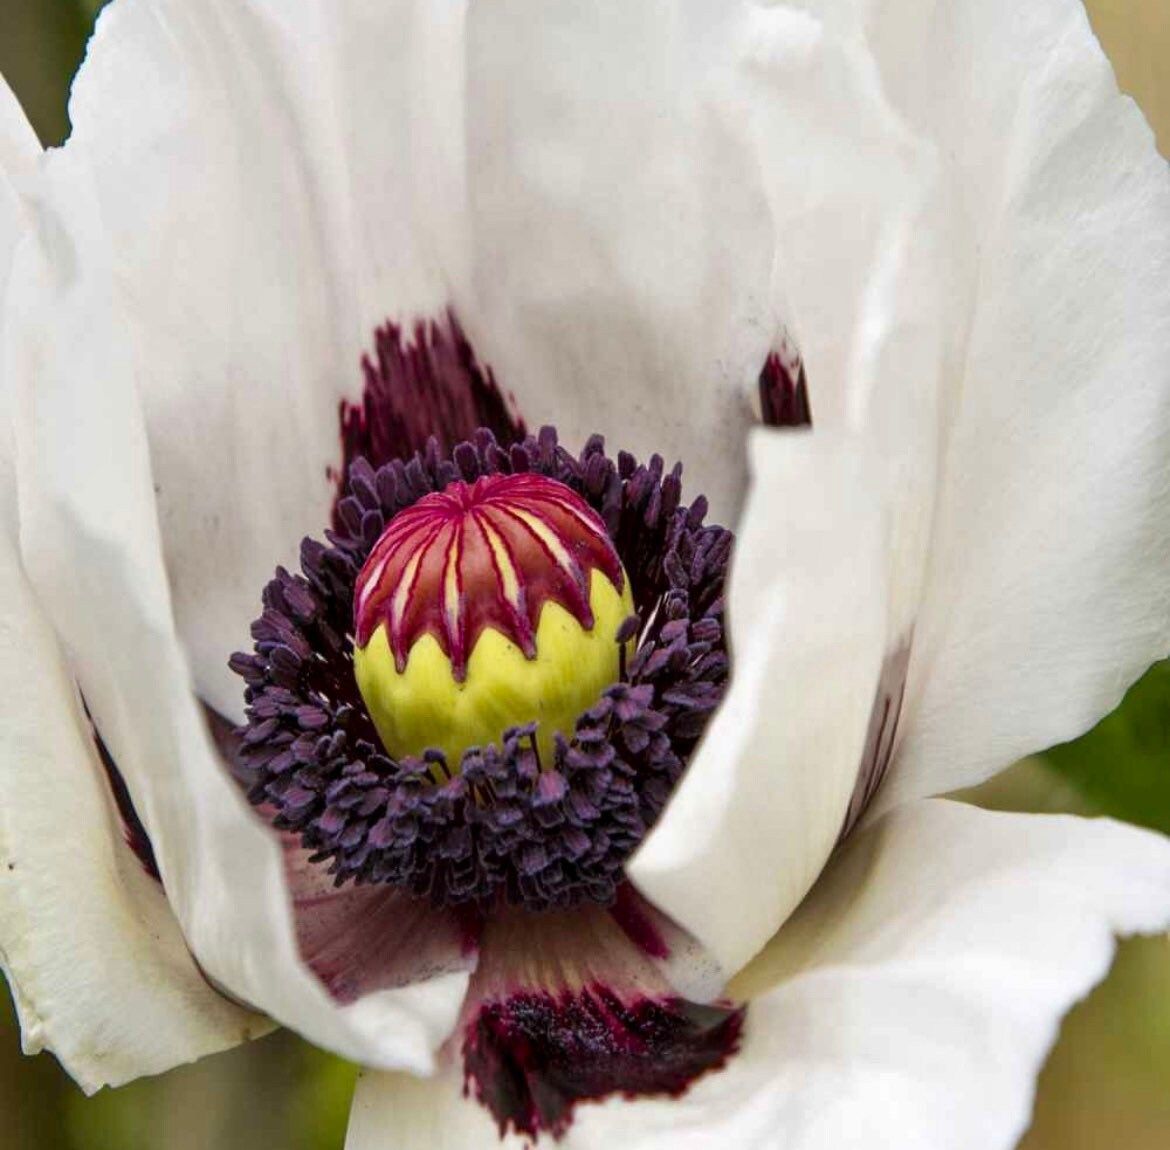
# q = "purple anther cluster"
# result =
<box><xmin>230</xmin><ymin>427</ymin><xmax>731</xmax><ymax>912</ymax></box>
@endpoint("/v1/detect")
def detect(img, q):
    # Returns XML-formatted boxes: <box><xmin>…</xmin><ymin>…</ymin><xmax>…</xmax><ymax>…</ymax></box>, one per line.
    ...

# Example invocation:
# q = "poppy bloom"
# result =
<box><xmin>2</xmin><ymin>2</ymin><xmax>1170</xmax><ymax>1147</ymax></box>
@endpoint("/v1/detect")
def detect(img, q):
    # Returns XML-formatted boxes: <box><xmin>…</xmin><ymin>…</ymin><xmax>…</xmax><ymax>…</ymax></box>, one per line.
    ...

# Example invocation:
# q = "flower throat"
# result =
<box><xmin>231</xmin><ymin>427</ymin><xmax>732</xmax><ymax>913</ymax></box>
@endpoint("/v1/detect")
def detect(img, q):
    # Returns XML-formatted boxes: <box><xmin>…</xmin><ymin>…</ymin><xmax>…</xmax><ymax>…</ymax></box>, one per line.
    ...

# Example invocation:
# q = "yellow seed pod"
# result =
<box><xmin>352</xmin><ymin>473</ymin><xmax>634</xmax><ymax>767</ymax></box>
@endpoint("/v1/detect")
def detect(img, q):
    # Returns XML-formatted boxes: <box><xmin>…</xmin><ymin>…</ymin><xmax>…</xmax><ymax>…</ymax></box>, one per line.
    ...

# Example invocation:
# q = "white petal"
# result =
<box><xmin>452</xmin><ymin>1</ymin><xmax>780</xmax><ymax>520</ymax></box>
<box><xmin>6</xmin><ymin>153</ymin><xmax>469</xmax><ymax>1074</ymax></box>
<box><xmin>348</xmin><ymin>800</ymin><xmax>1170</xmax><ymax>1150</ymax></box>
<box><xmin>62</xmin><ymin>0</ymin><xmax>458</xmax><ymax>719</ymax></box>
<box><xmin>636</xmin><ymin>0</ymin><xmax>1170</xmax><ymax>969</ymax></box>
<box><xmin>0</xmin><ymin>74</ymin><xmax>38</xmax><ymax>202</ymax></box>
<box><xmin>629</xmin><ymin>431</ymin><xmax>888</xmax><ymax>975</ymax></box>
<box><xmin>626</xmin><ymin>0</ymin><xmax>976</xmax><ymax>975</ymax></box>
<box><xmin>0</xmin><ymin>74</ymin><xmax>38</xmax><ymax>296</ymax></box>
<box><xmin>857</xmin><ymin>0</ymin><xmax>1170</xmax><ymax>811</ymax></box>
<box><xmin>0</xmin><ymin>525</ymin><xmax>268</xmax><ymax>1091</ymax></box>
<box><xmin>55</xmin><ymin>0</ymin><xmax>777</xmax><ymax>721</ymax></box>
<box><xmin>346</xmin><ymin>1068</ymin><xmax>508</xmax><ymax>1150</ymax></box>
<box><xmin>0</xmin><ymin>78</ymin><xmax>265</xmax><ymax>1092</ymax></box>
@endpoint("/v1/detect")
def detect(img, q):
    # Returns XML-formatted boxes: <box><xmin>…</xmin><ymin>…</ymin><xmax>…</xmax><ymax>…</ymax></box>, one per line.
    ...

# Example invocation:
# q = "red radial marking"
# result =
<box><xmin>758</xmin><ymin>346</ymin><xmax>812</xmax><ymax>428</ymax></box>
<box><xmin>333</xmin><ymin>313</ymin><xmax>526</xmax><ymax>529</ymax></box>
<box><xmin>354</xmin><ymin>473</ymin><xmax>625</xmax><ymax>681</ymax></box>
<box><xmin>840</xmin><ymin>644</ymin><xmax>911</xmax><ymax>840</ymax></box>
<box><xmin>284</xmin><ymin>836</ymin><xmax>481</xmax><ymax>1004</ymax></box>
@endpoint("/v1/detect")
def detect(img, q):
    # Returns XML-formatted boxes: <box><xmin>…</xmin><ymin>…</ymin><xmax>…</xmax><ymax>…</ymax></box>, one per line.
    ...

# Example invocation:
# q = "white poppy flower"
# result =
<box><xmin>3</xmin><ymin>2</ymin><xmax>1170</xmax><ymax>1148</ymax></box>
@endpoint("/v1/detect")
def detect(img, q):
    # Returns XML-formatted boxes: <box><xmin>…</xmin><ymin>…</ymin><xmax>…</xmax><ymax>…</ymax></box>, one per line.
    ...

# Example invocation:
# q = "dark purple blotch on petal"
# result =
<box><xmin>464</xmin><ymin>985</ymin><xmax>745</xmax><ymax>1140</ymax></box>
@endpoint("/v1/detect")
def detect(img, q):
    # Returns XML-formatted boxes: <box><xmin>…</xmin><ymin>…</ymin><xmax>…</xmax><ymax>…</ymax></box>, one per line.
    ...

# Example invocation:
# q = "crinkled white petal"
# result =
<box><xmin>62</xmin><ymin>0</ymin><xmax>458</xmax><ymax>720</ymax></box>
<box><xmin>637</xmin><ymin>0</ymin><xmax>1170</xmax><ymax>967</ymax></box>
<box><xmin>451</xmin><ymin>1</ymin><xmax>778</xmax><ymax>520</ymax></box>
<box><xmin>851</xmin><ymin>0</ymin><xmax>1170</xmax><ymax>812</ymax></box>
<box><xmin>5</xmin><ymin>150</ymin><xmax>469</xmax><ymax>1074</ymax></box>
<box><xmin>347</xmin><ymin>800</ymin><xmax>1170</xmax><ymax>1150</ymax></box>
<box><xmin>58</xmin><ymin>0</ymin><xmax>780</xmax><ymax>722</ymax></box>
<box><xmin>629</xmin><ymin>431</ymin><xmax>888</xmax><ymax>976</ymax></box>
<box><xmin>0</xmin><ymin>76</ymin><xmax>266</xmax><ymax>1091</ymax></box>
<box><xmin>628</xmin><ymin>2</ymin><xmax>967</xmax><ymax>974</ymax></box>
<box><xmin>0</xmin><ymin>501</ymin><xmax>268</xmax><ymax>1092</ymax></box>
<box><xmin>719</xmin><ymin>4</ymin><xmax>970</xmax><ymax>649</ymax></box>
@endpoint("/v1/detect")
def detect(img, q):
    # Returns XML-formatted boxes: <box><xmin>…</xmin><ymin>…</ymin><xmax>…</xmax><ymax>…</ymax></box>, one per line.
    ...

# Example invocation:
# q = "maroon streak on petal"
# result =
<box><xmin>609</xmin><ymin>885</ymin><xmax>729</xmax><ymax>1005</ymax></box>
<box><xmin>757</xmin><ymin>340</ymin><xmax>812</xmax><ymax>429</ymax></box>
<box><xmin>460</xmin><ymin>906</ymin><xmax>743</xmax><ymax>1140</ymax></box>
<box><xmin>83</xmin><ymin>704</ymin><xmax>160</xmax><ymax>882</ymax></box>
<box><xmin>284</xmin><ymin>838</ymin><xmax>481</xmax><ymax>1004</ymax></box>
<box><xmin>840</xmin><ymin>645</ymin><xmax>911</xmax><ymax>839</ymax></box>
<box><xmin>467</xmin><ymin>991</ymin><xmax>742</xmax><ymax>1143</ymax></box>
<box><xmin>334</xmin><ymin>313</ymin><xmax>526</xmax><ymax>527</ymax></box>
<box><xmin>609</xmin><ymin>882</ymin><xmax>670</xmax><ymax>960</ymax></box>
<box><xmin>205</xmin><ymin>706</ymin><xmax>480</xmax><ymax>1001</ymax></box>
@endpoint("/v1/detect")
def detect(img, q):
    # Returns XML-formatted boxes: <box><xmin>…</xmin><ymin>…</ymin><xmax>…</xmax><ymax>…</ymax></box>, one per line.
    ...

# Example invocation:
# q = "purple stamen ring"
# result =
<box><xmin>231</xmin><ymin>428</ymin><xmax>732</xmax><ymax>913</ymax></box>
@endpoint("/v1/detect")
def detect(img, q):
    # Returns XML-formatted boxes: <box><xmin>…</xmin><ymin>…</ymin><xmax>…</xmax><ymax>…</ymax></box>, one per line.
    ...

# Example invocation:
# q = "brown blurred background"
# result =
<box><xmin>1</xmin><ymin>1</ymin><xmax>1169</xmax><ymax>1147</ymax></box>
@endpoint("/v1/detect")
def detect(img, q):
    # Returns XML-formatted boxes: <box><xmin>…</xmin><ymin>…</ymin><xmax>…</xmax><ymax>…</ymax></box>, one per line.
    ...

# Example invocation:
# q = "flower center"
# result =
<box><xmin>352</xmin><ymin>473</ymin><xmax>634</xmax><ymax>768</ymax></box>
<box><xmin>231</xmin><ymin>427</ymin><xmax>732</xmax><ymax>912</ymax></box>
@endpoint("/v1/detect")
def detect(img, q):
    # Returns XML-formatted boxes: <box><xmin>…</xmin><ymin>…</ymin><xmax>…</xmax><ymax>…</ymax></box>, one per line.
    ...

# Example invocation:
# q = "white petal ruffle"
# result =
<box><xmin>59</xmin><ymin>0</ymin><xmax>779</xmax><ymax>724</ymax></box>
<box><xmin>630</xmin><ymin>2</ymin><xmax>956</xmax><ymax>973</ymax></box>
<box><xmin>629</xmin><ymin>432</ymin><xmax>888</xmax><ymax>974</ymax></box>
<box><xmin>449</xmin><ymin>1</ymin><xmax>777</xmax><ymax>519</ymax></box>
<box><xmin>860</xmin><ymin>0</ymin><xmax>1170</xmax><ymax>815</ymax></box>
<box><xmin>346</xmin><ymin>799</ymin><xmax>1170</xmax><ymax>1150</ymax></box>
<box><xmin>5</xmin><ymin>145</ymin><xmax>469</xmax><ymax>1074</ymax></box>
<box><xmin>634</xmin><ymin>0</ymin><xmax>1170</xmax><ymax>971</ymax></box>
<box><xmin>0</xmin><ymin>514</ymin><xmax>268</xmax><ymax>1091</ymax></box>
<box><xmin>0</xmin><ymin>76</ymin><xmax>266</xmax><ymax>1091</ymax></box>
<box><xmin>63</xmin><ymin>0</ymin><xmax>413</xmax><ymax>721</ymax></box>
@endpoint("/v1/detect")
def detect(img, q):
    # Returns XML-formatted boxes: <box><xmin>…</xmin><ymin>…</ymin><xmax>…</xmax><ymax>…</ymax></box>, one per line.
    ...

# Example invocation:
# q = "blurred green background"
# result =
<box><xmin>2</xmin><ymin>1</ymin><xmax>1170</xmax><ymax>1147</ymax></box>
